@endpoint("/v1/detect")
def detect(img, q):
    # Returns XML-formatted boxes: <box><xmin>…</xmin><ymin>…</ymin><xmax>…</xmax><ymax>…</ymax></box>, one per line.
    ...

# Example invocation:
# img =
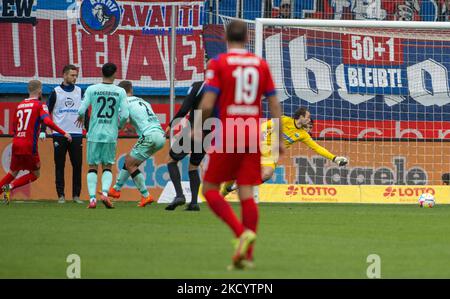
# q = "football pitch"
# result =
<box><xmin>0</xmin><ymin>201</ymin><xmax>449</xmax><ymax>279</ymax></box>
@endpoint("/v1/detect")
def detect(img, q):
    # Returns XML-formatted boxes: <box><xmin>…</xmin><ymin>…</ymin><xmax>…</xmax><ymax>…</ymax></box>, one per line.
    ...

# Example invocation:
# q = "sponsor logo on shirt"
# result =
<box><xmin>65</xmin><ymin>98</ymin><xmax>74</xmax><ymax>108</ymax></box>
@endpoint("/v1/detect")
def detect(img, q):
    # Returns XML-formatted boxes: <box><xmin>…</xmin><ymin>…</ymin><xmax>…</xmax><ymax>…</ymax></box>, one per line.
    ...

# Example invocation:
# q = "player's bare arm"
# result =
<box><xmin>74</xmin><ymin>116</ymin><xmax>84</xmax><ymax>129</ymax></box>
<box><xmin>118</xmin><ymin>92</ymin><xmax>130</xmax><ymax>130</ymax></box>
<box><xmin>76</xmin><ymin>87</ymin><xmax>91</xmax><ymax>128</ymax></box>
<box><xmin>41</xmin><ymin>109</ymin><xmax>72</xmax><ymax>143</ymax></box>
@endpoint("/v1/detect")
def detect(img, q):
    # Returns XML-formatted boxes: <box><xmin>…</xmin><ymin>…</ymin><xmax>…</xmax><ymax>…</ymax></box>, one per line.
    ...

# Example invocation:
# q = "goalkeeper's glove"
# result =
<box><xmin>39</xmin><ymin>132</ymin><xmax>46</xmax><ymax>141</ymax></box>
<box><xmin>333</xmin><ymin>156</ymin><xmax>348</xmax><ymax>167</ymax></box>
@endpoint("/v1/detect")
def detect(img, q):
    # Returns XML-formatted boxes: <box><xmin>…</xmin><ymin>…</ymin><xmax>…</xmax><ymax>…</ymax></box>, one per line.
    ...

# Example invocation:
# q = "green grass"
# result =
<box><xmin>0</xmin><ymin>201</ymin><xmax>449</xmax><ymax>278</ymax></box>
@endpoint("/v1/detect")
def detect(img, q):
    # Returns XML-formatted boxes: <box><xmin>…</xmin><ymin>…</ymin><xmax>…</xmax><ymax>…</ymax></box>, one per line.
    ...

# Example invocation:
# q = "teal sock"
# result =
<box><xmin>87</xmin><ymin>171</ymin><xmax>98</xmax><ymax>200</ymax></box>
<box><xmin>102</xmin><ymin>170</ymin><xmax>113</xmax><ymax>194</ymax></box>
<box><xmin>131</xmin><ymin>170</ymin><xmax>149</xmax><ymax>198</ymax></box>
<box><xmin>114</xmin><ymin>168</ymin><xmax>130</xmax><ymax>191</ymax></box>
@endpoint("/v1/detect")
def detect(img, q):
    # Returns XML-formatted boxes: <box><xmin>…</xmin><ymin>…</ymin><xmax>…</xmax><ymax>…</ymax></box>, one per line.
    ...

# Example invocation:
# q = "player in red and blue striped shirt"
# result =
<box><xmin>199</xmin><ymin>20</ymin><xmax>284</xmax><ymax>269</ymax></box>
<box><xmin>0</xmin><ymin>80</ymin><xmax>72</xmax><ymax>204</ymax></box>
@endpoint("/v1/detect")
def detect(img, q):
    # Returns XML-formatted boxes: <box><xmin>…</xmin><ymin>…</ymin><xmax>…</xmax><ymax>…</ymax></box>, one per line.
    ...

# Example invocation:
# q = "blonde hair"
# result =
<box><xmin>27</xmin><ymin>80</ymin><xmax>42</xmax><ymax>95</ymax></box>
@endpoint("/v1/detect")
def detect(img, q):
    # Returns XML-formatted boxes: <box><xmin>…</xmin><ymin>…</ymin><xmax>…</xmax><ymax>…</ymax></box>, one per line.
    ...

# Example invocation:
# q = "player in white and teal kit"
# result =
<box><xmin>107</xmin><ymin>81</ymin><xmax>166</xmax><ymax>207</ymax></box>
<box><xmin>77</xmin><ymin>63</ymin><xmax>129</xmax><ymax>209</ymax></box>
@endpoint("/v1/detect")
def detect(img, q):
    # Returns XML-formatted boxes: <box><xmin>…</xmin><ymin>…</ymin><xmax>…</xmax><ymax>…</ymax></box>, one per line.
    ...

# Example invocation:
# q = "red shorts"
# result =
<box><xmin>203</xmin><ymin>152</ymin><xmax>262</xmax><ymax>185</ymax></box>
<box><xmin>10</xmin><ymin>154</ymin><xmax>40</xmax><ymax>172</ymax></box>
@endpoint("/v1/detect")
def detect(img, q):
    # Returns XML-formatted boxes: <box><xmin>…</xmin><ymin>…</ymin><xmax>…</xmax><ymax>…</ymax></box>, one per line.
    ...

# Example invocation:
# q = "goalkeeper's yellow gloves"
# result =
<box><xmin>333</xmin><ymin>156</ymin><xmax>348</xmax><ymax>167</ymax></box>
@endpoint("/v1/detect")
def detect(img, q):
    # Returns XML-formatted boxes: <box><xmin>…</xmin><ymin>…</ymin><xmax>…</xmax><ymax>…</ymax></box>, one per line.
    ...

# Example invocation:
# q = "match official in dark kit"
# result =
<box><xmin>40</xmin><ymin>65</ymin><xmax>85</xmax><ymax>204</ymax></box>
<box><xmin>165</xmin><ymin>81</ymin><xmax>206</xmax><ymax>211</ymax></box>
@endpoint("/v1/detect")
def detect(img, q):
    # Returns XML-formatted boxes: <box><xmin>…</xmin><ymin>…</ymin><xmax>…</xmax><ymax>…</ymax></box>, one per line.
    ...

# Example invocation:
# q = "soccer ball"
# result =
<box><xmin>418</xmin><ymin>193</ymin><xmax>435</xmax><ymax>208</ymax></box>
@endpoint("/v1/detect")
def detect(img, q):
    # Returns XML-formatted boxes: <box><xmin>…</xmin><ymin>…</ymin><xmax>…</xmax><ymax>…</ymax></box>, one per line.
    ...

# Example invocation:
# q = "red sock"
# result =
<box><xmin>10</xmin><ymin>173</ymin><xmax>38</xmax><ymax>190</ymax></box>
<box><xmin>241</xmin><ymin>197</ymin><xmax>259</xmax><ymax>260</ymax></box>
<box><xmin>204</xmin><ymin>190</ymin><xmax>244</xmax><ymax>237</ymax></box>
<box><xmin>0</xmin><ymin>173</ymin><xmax>15</xmax><ymax>193</ymax></box>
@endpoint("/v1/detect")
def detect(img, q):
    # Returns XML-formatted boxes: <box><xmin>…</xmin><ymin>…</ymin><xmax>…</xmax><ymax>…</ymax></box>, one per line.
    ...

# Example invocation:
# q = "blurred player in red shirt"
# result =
<box><xmin>0</xmin><ymin>80</ymin><xmax>72</xmax><ymax>204</ymax></box>
<box><xmin>198</xmin><ymin>20</ymin><xmax>284</xmax><ymax>269</ymax></box>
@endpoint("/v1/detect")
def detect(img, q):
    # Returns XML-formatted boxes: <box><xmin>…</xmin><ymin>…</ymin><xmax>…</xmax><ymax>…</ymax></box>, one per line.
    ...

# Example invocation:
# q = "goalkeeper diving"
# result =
<box><xmin>221</xmin><ymin>107</ymin><xmax>349</xmax><ymax>196</ymax></box>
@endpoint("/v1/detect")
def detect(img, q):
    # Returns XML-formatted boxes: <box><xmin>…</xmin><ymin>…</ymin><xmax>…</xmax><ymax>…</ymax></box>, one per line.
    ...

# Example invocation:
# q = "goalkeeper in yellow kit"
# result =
<box><xmin>220</xmin><ymin>107</ymin><xmax>349</xmax><ymax>196</ymax></box>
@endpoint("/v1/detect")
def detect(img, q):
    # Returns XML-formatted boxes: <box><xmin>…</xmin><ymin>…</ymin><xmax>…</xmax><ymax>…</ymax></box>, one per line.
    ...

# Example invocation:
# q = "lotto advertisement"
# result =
<box><xmin>0</xmin><ymin>0</ymin><xmax>205</xmax><ymax>95</ymax></box>
<box><xmin>233</xmin><ymin>184</ymin><xmax>450</xmax><ymax>204</ymax></box>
